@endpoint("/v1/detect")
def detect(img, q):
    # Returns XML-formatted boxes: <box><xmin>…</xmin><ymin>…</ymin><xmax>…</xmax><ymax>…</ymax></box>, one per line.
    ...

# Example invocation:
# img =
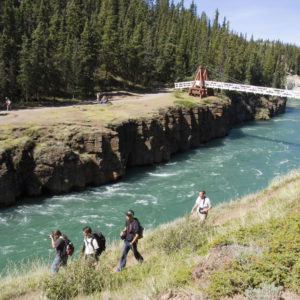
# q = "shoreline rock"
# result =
<box><xmin>0</xmin><ymin>94</ymin><xmax>286</xmax><ymax>207</ymax></box>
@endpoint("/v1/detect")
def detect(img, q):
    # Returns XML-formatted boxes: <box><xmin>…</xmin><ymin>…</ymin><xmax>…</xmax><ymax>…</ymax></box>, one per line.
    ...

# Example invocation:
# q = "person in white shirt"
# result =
<box><xmin>82</xmin><ymin>226</ymin><xmax>99</xmax><ymax>266</ymax></box>
<box><xmin>190</xmin><ymin>190</ymin><xmax>212</xmax><ymax>221</ymax></box>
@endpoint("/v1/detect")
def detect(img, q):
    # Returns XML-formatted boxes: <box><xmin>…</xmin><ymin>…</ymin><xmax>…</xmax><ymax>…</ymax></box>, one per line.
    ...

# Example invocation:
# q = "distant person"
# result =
<box><xmin>100</xmin><ymin>95</ymin><xmax>109</xmax><ymax>104</ymax></box>
<box><xmin>190</xmin><ymin>190</ymin><xmax>212</xmax><ymax>221</ymax></box>
<box><xmin>117</xmin><ymin>209</ymin><xmax>143</xmax><ymax>271</ymax></box>
<box><xmin>82</xmin><ymin>226</ymin><xmax>101</xmax><ymax>267</ymax></box>
<box><xmin>49</xmin><ymin>229</ymin><xmax>68</xmax><ymax>274</ymax></box>
<box><xmin>5</xmin><ymin>97</ymin><xmax>11</xmax><ymax>111</ymax></box>
<box><xmin>96</xmin><ymin>92</ymin><xmax>101</xmax><ymax>102</ymax></box>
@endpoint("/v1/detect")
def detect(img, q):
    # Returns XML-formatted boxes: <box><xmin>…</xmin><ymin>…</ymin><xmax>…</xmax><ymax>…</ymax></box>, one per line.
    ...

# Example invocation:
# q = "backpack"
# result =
<box><xmin>65</xmin><ymin>239</ymin><xmax>75</xmax><ymax>256</ymax></box>
<box><xmin>135</xmin><ymin>218</ymin><xmax>144</xmax><ymax>239</ymax></box>
<box><xmin>92</xmin><ymin>231</ymin><xmax>106</xmax><ymax>257</ymax></box>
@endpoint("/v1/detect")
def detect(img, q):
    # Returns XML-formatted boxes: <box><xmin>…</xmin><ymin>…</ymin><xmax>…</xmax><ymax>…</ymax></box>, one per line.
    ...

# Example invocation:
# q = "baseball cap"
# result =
<box><xmin>126</xmin><ymin>209</ymin><xmax>134</xmax><ymax>216</ymax></box>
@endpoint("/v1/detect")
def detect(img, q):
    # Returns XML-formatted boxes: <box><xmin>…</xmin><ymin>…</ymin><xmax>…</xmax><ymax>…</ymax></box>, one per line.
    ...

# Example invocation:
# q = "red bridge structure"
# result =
<box><xmin>176</xmin><ymin>66</ymin><xmax>300</xmax><ymax>99</ymax></box>
<box><xmin>187</xmin><ymin>66</ymin><xmax>213</xmax><ymax>98</ymax></box>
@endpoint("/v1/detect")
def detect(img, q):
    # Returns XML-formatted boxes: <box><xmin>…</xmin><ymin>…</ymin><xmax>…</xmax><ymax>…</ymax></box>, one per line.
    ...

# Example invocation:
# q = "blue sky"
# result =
<box><xmin>181</xmin><ymin>0</ymin><xmax>300</xmax><ymax>46</ymax></box>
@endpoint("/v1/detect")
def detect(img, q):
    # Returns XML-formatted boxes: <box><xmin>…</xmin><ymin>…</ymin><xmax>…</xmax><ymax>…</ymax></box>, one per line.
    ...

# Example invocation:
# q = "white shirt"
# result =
<box><xmin>195</xmin><ymin>196</ymin><xmax>211</xmax><ymax>211</ymax></box>
<box><xmin>84</xmin><ymin>237</ymin><xmax>99</xmax><ymax>255</ymax></box>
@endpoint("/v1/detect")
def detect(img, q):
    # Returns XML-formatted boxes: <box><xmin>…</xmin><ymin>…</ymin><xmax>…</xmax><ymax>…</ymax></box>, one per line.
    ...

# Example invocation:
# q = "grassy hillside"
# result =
<box><xmin>1</xmin><ymin>169</ymin><xmax>300</xmax><ymax>300</ymax></box>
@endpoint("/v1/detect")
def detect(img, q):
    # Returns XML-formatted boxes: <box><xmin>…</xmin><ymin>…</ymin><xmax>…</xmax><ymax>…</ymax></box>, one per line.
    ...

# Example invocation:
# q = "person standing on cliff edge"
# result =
<box><xmin>190</xmin><ymin>190</ymin><xmax>212</xmax><ymax>221</ymax></box>
<box><xmin>116</xmin><ymin>209</ymin><xmax>144</xmax><ymax>271</ymax></box>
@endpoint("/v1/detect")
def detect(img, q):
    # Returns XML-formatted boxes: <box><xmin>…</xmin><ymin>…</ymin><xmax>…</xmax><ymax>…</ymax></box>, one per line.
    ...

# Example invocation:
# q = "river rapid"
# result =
<box><xmin>1</xmin><ymin>99</ymin><xmax>300</xmax><ymax>274</ymax></box>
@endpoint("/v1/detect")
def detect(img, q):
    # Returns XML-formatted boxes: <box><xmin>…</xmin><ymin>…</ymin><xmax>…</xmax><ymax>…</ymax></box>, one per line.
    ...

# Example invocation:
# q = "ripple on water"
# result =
<box><xmin>165</xmin><ymin>162</ymin><xmax>177</xmax><ymax>166</ymax></box>
<box><xmin>81</xmin><ymin>215</ymin><xmax>100</xmax><ymax>219</ymax></box>
<box><xmin>211</xmin><ymin>172</ymin><xmax>220</xmax><ymax>176</ymax></box>
<box><xmin>253</xmin><ymin>168</ymin><xmax>263</xmax><ymax>176</ymax></box>
<box><xmin>148</xmin><ymin>172</ymin><xmax>178</xmax><ymax>177</ymax></box>
<box><xmin>1</xmin><ymin>245</ymin><xmax>16</xmax><ymax>255</ymax></box>
<box><xmin>134</xmin><ymin>200</ymin><xmax>149</xmax><ymax>205</ymax></box>
<box><xmin>99</xmin><ymin>184</ymin><xmax>129</xmax><ymax>195</ymax></box>
<box><xmin>279</xmin><ymin>159</ymin><xmax>289</xmax><ymax>165</ymax></box>
<box><xmin>0</xmin><ymin>217</ymin><xmax>9</xmax><ymax>226</ymax></box>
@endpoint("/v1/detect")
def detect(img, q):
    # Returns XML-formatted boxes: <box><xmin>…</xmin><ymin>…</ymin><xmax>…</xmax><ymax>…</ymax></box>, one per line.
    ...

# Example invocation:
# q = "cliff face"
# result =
<box><xmin>0</xmin><ymin>95</ymin><xmax>286</xmax><ymax>207</ymax></box>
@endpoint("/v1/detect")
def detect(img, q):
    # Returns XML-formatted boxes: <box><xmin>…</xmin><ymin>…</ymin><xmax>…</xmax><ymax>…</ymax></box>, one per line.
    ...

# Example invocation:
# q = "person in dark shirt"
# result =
<box><xmin>117</xmin><ymin>210</ymin><xmax>143</xmax><ymax>271</ymax></box>
<box><xmin>49</xmin><ymin>229</ymin><xmax>68</xmax><ymax>274</ymax></box>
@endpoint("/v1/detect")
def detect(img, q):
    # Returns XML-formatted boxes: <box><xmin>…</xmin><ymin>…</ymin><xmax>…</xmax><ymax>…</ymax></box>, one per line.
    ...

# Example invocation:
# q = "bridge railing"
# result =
<box><xmin>174</xmin><ymin>80</ymin><xmax>300</xmax><ymax>99</ymax></box>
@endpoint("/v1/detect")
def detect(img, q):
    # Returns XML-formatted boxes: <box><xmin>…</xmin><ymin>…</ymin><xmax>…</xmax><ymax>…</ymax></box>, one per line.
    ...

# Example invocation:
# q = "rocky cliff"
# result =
<box><xmin>0</xmin><ymin>94</ymin><xmax>286</xmax><ymax>207</ymax></box>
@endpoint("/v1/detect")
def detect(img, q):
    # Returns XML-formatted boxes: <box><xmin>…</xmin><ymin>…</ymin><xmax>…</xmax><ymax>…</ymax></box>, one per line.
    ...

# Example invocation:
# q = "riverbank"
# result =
<box><xmin>1</xmin><ymin>169</ymin><xmax>299</xmax><ymax>300</ymax></box>
<box><xmin>0</xmin><ymin>91</ymin><xmax>286</xmax><ymax>207</ymax></box>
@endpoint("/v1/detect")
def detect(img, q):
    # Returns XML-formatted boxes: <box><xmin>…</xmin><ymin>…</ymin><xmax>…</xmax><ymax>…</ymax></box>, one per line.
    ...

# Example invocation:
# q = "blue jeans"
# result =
<box><xmin>119</xmin><ymin>240</ymin><xmax>143</xmax><ymax>269</ymax></box>
<box><xmin>51</xmin><ymin>256</ymin><xmax>68</xmax><ymax>274</ymax></box>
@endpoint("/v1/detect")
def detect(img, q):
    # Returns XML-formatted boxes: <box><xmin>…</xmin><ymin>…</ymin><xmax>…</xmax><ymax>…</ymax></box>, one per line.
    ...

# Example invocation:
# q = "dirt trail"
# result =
<box><xmin>0</xmin><ymin>89</ymin><xmax>173</xmax><ymax>127</ymax></box>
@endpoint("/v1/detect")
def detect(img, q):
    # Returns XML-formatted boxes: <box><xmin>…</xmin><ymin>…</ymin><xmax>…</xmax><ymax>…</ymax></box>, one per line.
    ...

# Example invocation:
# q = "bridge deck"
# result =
<box><xmin>174</xmin><ymin>80</ymin><xmax>300</xmax><ymax>99</ymax></box>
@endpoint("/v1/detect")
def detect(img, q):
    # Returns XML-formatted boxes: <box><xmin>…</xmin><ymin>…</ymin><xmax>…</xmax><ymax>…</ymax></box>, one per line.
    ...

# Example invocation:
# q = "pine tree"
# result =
<box><xmin>77</xmin><ymin>20</ymin><xmax>98</xmax><ymax>96</ymax></box>
<box><xmin>0</xmin><ymin>0</ymin><xmax>20</xmax><ymax>99</ymax></box>
<box><xmin>262</xmin><ymin>43</ymin><xmax>276</xmax><ymax>86</ymax></box>
<box><xmin>98</xmin><ymin>0</ymin><xmax>119</xmax><ymax>79</ymax></box>
<box><xmin>18</xmin><ymin>35</ymin><xmax>34</xmax><ymax>101</ymax></box>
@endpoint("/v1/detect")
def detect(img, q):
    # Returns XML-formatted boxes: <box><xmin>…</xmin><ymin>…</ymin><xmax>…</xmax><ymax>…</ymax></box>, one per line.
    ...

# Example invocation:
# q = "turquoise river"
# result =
<box><xmin>1</xmin><ymin>99</ymin><xmax>300</xmax><ymax>273</ymax></box>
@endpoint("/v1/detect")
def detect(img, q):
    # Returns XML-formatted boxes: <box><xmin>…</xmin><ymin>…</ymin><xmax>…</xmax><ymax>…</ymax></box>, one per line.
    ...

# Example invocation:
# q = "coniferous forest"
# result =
<box><xmin>0</xmin><ymin>0</ymin><xmax>300</xmax><ymax>101</ymax></box>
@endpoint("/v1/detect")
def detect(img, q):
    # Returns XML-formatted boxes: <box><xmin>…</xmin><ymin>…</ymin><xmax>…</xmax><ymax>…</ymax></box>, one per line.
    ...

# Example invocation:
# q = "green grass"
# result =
<box><xmin>174</xmin><ymin>100</ymin><xmax>198</xmax><ymax>109</ymax></box>
<box><xmin>0</xmin><ymin>170</ymin><xmax>300</xmax><ymax>299</ymax></box>
<box><xmin>206</xmin><ymin>213</ymin><xmax>300</xmax><ymax>299</ymax></box>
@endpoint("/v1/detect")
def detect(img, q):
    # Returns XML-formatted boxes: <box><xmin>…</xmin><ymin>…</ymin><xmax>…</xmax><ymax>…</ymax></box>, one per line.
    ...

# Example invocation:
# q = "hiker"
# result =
<box><xmin>96</xmin><ymin>91</ymin><xmax>101</xmax><ymax>102</ymax></box>
<box><xmin>49</xmin><ymin>229</ymin><xmax>68</xmax><ymax>274</ymax></box>
<box><xmin>190</xmin><ymin>190</ymin><xmax>212</xmax><ymax>221</ymax></box>
<box><xmin>117</xmin><ymin>209</ymin><xmax>143</xmax><ymax>271</ymax></box>
<box><xmin>82</xmin><ymin>226</ymin><xmax>104</xmax><ymax>267</ymax></box>
<box><xmin>62</xmin><ymin>233</ymin><xmax>75</xmax><ymax>256</ymax></box>
<box><xmin>5</xmin><ymin>97</ymin><xmax>11</xmax><ymax>111</ymax></box>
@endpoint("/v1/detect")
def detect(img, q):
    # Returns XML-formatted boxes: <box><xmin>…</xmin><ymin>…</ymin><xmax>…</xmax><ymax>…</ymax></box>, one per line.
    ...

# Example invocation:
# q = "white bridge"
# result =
<box><xmin>174</xmin><ymin>80</ymin><xmax>300</xmax><ymax>99</ymax></box>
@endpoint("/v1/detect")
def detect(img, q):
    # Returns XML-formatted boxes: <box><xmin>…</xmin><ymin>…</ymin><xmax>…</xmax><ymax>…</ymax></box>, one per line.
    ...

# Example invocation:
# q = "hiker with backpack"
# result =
<box><xmin>82</xmin><ymin>226</ymin><xmax>106</xmax><ymax>267</ymax></box>
<box><xmin>190</xmin><ymin>190</ymin><xmax>212</xmax><ymax>221</ymax></box>
<box><xmin>62</xmin><ymin>234</ymin><xmax>75</xmax><ymax>256</ymax></box>
<box><xmin>116</xmin><ymin>209</ymin><xmax>144</xmax><ymax>271</ymax></box>
<box><xmin>49</xmin><ymin>229</ymin><xmax>69</xmax><ymax>274</ymax></box>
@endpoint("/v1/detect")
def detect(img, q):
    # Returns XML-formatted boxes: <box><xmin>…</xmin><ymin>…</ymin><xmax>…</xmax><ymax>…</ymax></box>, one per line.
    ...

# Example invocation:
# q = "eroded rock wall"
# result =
<box><xmin>0</xmin><ymin>96</ymin><xmax>286</xmax><ymax>207</ymax></box>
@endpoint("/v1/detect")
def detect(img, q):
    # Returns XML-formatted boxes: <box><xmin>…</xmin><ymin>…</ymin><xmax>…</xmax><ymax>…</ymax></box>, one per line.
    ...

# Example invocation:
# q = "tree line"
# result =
<box><xmin>0</xmin><ymin>0</ymin><xmax>300</xmax><ymax>101</ymax></box>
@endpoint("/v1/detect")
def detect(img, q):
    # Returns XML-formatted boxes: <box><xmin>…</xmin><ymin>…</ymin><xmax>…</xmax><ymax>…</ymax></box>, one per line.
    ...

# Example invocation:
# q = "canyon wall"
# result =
<box><xmin>0</xmin><ymin>95</ymin><xmax>286</xmax><ymax>207</ymax></box>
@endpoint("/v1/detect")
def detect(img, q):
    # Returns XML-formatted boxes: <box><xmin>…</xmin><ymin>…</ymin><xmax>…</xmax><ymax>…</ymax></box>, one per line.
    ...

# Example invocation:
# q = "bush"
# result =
<box><xmin>43</xmin><ymin>258</ymin><xmax>107</xmax><ymax>299</ymax></box>
<box><xmin>149</xmin><ymin>215</ymin><xmax>211</xmax><ymax>254</ymax></box>
<box><xmin>205</xmin><ymin>213</ymin><xmax>300</xmax><ymax>298</ymax></box>
<box><xmin>245</xmin><ymin>282</ymin><xmax>283</xmax><ymax>300</ymax></box>
<box><xmin>291</xmin><ymin>261</ymin><xmax>300</xmax><ymax>293</ymax></box>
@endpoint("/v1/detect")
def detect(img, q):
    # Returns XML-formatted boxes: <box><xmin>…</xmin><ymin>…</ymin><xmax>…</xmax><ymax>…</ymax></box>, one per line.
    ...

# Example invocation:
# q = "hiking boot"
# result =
<box><xmin>116</xmin><ymin>267</ymin><xmax>121</xmax><ymax>272</ymax></box>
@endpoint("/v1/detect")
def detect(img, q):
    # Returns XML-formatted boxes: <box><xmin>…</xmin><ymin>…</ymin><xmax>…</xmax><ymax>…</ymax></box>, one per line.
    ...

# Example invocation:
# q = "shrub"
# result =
<box><xmin>43</xmin><ymin>258</ymin><xmax>107</xmax><ymax>299</ymax></box>
<box><xmin>205</xmin><ymin>213</ymin><xmax>300</xmax><ymax>298</ymax></box>
<box><xmin>245</xmin><ymin>282</ymin><xmax>283</xmax><ymax>300</ymax></box>
<box><xmin>255</xmin><ymin>108</ymin><xmax>270</xmax><ymax>120</ymax></box>
<box><xmin>149</xmin><ymin>215</ymin><xmax>211</xmax><ymax>254</ymax></box>
<box><xmin>291</xmin><ymin>261</ymin><xmax>300</xmax><ymax>293</ymax></box>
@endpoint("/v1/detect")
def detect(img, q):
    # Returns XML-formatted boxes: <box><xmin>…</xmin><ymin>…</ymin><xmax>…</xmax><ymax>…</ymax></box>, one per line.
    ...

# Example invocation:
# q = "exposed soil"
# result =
<box><xmin>0</xmin><ymin>89</ymin><xmax>174</xmax><ymax>127</ymax></box>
